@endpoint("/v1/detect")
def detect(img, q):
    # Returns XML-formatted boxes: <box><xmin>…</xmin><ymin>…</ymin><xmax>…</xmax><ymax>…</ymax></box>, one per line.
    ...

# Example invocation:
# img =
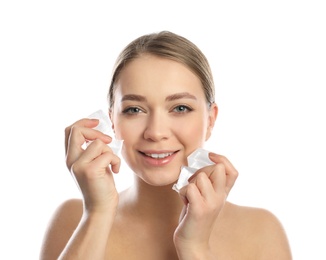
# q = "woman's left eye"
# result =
<box><xmin>173</xmin><ymin>105</ymin><xmax>192</xmax><ymax>113</ymax></box>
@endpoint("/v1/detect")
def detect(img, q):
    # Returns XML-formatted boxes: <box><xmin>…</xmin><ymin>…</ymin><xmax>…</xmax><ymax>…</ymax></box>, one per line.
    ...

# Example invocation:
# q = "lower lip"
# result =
<box><xmin>140</xmin><ymin>152</ymin><xmax>178</xmax><ymax>167</ymax></box>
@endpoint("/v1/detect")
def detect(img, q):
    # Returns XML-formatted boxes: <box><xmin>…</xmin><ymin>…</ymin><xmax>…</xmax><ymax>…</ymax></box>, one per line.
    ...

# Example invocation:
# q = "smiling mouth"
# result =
<box><xmin>140</xmin><ymin>151</ymin><xmax>178</xmax><ymax>159</ymax></box>
<box><xmin>145</xmin><ymin>152</ymin><xmax>173</xmax><ymax>159</ymax></box>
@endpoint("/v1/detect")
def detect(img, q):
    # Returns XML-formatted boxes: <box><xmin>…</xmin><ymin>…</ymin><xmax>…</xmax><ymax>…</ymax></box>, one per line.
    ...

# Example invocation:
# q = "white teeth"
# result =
<box><xmin>145</xmin><ymin>152</ymin><xmax>173</xmax><ymax>159</ymax></box>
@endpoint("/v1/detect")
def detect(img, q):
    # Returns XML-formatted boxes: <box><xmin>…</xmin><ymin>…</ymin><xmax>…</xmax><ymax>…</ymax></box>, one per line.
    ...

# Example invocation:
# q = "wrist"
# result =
<box><xmin>83</xmin><ymin>194</ymin><xmax>119</xmax><ymax>216</ymax></box>
<box><xmin>176</xmin><ymin>251</ymin><xmax>215</xmax><ymax>260</ymax></box>
<box><xmin>175</xmin><ymin>242</ymin><xmax>215</xmax><ymax>260</ymax></box>
<box><xmin>83</xmin><ymin>205</ymin><xmax>117</xmax><ymax>225</ymax></box>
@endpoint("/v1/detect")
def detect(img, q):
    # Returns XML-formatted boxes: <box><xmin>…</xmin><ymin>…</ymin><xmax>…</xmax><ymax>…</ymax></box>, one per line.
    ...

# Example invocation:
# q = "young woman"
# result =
<box><xmin>40</xmin><ymin>31</ymin><xmax>292</xmax><ymax>259</ymax></box>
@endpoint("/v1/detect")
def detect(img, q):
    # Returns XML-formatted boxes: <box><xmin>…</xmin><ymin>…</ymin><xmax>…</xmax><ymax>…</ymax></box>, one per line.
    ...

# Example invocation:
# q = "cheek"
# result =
<box><xmin>173</xmin><ymin>117</ymin><xmax>207</xmax><ymax>146</ymax></box>
<box><xmin>114</xmin><ymin>121</ymin><xmax>142</xmax><ymax>164</ymax></box>
<box><xmin>114</xmin><ymin>119</ymin><xmax>144</xmax><ymax>144</ymax></box>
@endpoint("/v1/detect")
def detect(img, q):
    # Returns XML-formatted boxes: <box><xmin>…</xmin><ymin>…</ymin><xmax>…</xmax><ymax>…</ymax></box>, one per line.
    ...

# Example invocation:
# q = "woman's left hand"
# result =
<box><xmin>174</xmin><ymin>152</ymin><xmax>238</xmax><ymax>258</ymax></box>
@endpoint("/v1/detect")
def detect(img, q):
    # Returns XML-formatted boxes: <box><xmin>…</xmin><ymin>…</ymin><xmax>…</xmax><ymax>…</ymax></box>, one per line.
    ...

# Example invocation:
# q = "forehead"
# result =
<box><xmin>114</xmin><ymin>55</ymin><xmax>205</xmax><ymax>99</ymax></box>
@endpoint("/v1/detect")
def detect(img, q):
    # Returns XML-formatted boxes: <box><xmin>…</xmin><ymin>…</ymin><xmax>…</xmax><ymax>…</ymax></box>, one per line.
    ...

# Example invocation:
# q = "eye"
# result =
<box><xmin>173</xmin><ymin>105</ymin><xmax>193</xmax><ymax>113</ymax></box>
<box><xmin>122</xmin><ymin>107</ymin><xmax>143</xmax><ymax>114</ymax></box>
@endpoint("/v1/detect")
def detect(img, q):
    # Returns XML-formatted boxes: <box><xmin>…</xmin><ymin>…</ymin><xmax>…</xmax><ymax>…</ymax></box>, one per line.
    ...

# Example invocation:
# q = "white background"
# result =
<box><xmin>1</xmin><ymin>0</ymin><xmax>325</xmax><ymax>259</ymax></box>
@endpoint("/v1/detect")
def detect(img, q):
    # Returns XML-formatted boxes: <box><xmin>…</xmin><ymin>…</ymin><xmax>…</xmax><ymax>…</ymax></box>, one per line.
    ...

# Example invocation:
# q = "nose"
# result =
<box><xmin>143</xmin><ymin>111</ymin><xmax>171</xmax><ymax>142</ymax></box>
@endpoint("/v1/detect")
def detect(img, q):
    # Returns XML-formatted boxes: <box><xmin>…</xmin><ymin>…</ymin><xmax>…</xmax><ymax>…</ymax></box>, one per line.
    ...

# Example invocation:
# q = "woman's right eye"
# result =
<box><xmin>122</xmin><ymin>107</ymin><xmax>143</xmax><ymax>114</ymax></box>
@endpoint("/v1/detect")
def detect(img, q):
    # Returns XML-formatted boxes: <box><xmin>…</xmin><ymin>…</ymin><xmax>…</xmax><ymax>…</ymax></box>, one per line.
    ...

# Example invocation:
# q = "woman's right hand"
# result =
<box><xmin>64</xmin><ymin>118</ymin><xmax>121</xmax><ymax>215</ymax></box>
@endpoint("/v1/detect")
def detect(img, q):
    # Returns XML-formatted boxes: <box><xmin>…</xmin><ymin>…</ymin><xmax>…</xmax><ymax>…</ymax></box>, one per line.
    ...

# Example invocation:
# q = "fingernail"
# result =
<box><xmin>188</xmin><ymin>174</ymin><xmax>195</xmax><ymax>182</ymax></box>
<box><xmin>105</xmin><ymin>135</ymin><xmax>112</xmax><ymax>140</ymax></box>
<box><xmin>209</xmin><ymin>152</ymin><xmax>218</xmax><ymax>158</ymax></box>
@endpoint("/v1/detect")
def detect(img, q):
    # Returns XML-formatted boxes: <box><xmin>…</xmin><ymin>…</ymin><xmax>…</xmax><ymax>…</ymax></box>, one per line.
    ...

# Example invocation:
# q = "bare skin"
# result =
<box><xmin>40</xmin><ymin>55</ymin><xmax>292</xmax><ymax>259</ymax></box>
<box><xmin>40</xmin><ymin>192</ymin><xmax>291</xmax><ymax>259</ymax></box>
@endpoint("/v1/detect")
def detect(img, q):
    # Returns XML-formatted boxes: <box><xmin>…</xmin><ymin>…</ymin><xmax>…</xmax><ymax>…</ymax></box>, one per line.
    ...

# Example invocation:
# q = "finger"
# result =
<box><xmin>65</xmin><ymin>118</ymin><xmax>99</xmax><ymax>153</ymax></box>
<box><xmin>188</xmin><ymin>162</ymin><xmax>228</xmax><ymax>196</ymax></box>
<box><xmin>179</xmin><ymin>183</ymin><xmax>201</xmax><ymax>206</ymax></box>
<box><xmin>91</xmin><ymin>151</ymin><xmax>121</xmax><ymax>175</ymax></box>
<box><xmin>208</xmin><ymin>152</ymin><xmax>237</xmax><ymax>177</ymax></box>
<box><xmin>209</xmin><ymin>153</ymin><xmax>238</xmax><ymax>192</ymax></box>
<box><xmin>211</xmin><ymin>164</ymin><xmax>227</xmax><ymax>194</ymax></box>
<box><xmin>66</xmin><ymin>124</ymin><xmax>111</xmax><ymax>169</ymax></box>
<box><xmin>79</xmin><ymin>139</ymin><xmax>121</xmax><ymax>173</ymax></box>
<box><xmin>189</xmin><ymin>171</ymin><xmax>215</xmax><ymax>199</ymax></box>
<box><xmin>65</xmin><ymin>119</ymin><xmax>112</xmax><ymax>154</ymax></box>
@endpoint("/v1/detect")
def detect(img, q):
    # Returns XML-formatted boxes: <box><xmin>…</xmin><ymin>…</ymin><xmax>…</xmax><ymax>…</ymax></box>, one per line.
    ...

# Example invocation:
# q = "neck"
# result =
<box><xmin>120</xmin><ymin>176</ymin><xmax>184</xmax><ymax>225</ymax></box>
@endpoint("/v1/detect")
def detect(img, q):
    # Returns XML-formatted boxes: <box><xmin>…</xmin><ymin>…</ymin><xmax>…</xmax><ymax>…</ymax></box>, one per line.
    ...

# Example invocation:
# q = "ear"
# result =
<box><xmin>205</xmin><ymin>102</ymin><xmax>218</xmax><ymax>141</ymax></box>
<box><xmin>109</xmin><ymin>109</ymin><xmax>115</xmax><ymax>132</ymax></box>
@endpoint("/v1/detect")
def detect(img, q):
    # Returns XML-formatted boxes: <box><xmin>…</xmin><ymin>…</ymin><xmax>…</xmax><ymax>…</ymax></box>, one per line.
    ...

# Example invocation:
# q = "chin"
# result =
<box><xmin>137</xmin><ymin>172</ymin><xmax>180</xmax><ymax>188</ymax></box>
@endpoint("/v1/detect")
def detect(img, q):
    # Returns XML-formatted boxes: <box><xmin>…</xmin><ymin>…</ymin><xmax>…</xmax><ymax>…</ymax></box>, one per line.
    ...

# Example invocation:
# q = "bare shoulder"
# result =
<box><xmin>215</xmin><ymin>202</ymin><xmax>292</xmax><ymax>259</ymax></box>
<box><xmin>224</xmin><ymin>201</ymin><xmax>286</xmax><ymax>228</ymax></box>
<box><xmin>39</xmin><ymin>198</ymin><xmax>83</xmax><ymax>260</ymax></box>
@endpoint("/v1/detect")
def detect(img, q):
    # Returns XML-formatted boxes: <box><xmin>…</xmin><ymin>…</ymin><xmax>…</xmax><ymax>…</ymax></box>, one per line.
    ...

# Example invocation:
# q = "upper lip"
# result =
<box><xmin>139</xmin><ymin>150</ymin><xmax>179</xmax><ymax>159</ymax></box>
<box><xmin>139</xmin><ymin>150</ymin><xmax>179</xmax><ymax>154</ymax></box>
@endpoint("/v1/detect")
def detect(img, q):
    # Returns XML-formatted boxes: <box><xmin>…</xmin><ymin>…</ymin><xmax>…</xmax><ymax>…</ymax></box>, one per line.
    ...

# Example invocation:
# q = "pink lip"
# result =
<box><xmin>139</xmin><ymin>150</ymin><xmax>179</xmax><ymax>167</ymax></box>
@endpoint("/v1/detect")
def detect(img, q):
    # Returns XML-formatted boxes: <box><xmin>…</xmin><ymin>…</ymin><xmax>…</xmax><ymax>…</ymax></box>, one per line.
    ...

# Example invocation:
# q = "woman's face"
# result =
<box><xmin>110</xmin><ymin>54</ymin><xmax>217</xmax><ymax>186</ymax></box>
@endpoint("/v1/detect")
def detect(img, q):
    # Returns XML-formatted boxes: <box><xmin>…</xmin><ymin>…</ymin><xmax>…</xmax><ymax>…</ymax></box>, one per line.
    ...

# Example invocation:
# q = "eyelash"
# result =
<box><xmin>122</xmin><ymin>107</ymin><xmax>143</xmax><ymax>114</ymax></box>
<box><xmin>172</xmin><ymin>105</ymin><xmax>193</xmax><ymax>113</ymax></box>
<box><xmin>121</xmin><ymin>105</ymin><xmax>193</xmax><ymax>115</ymax></box>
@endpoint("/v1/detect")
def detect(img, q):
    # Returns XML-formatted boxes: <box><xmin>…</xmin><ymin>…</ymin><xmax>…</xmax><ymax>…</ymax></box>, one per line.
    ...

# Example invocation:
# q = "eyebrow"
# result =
<box><xmin>121</xmin><ymin>92</ymin><xmax>197</xmax><ymax>103</ymax></box>
<box><xmin>165</xmin><ymin>92</ymin><xmax>197</xmax><ymax>102</ymax></box>
<box><xmin>121</xmin><ymin>94</ymin><xmax>146</xmax><ymax>102</ymax></box>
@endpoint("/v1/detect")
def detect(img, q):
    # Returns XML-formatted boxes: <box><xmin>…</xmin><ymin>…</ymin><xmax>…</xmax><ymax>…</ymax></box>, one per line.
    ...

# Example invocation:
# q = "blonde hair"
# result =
<box><xmin>108</xmin><ymin>31</ymin><xmax>215</xmax><ymax>109</ymax></box>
